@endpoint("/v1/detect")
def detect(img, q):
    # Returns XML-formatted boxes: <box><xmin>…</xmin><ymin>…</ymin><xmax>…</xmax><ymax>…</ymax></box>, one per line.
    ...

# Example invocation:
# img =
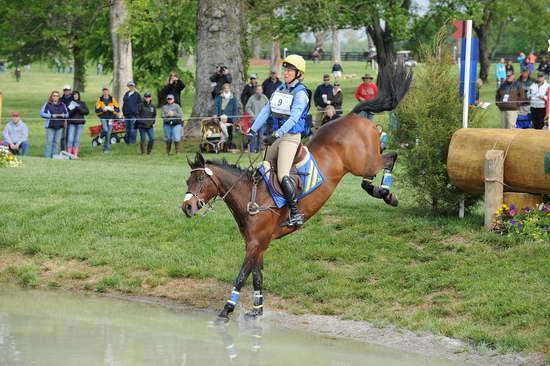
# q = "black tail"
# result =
<box><xmin>352</xmin><ymin>58</ymin><xmax>413</xmax><ymax>115</ymax></box>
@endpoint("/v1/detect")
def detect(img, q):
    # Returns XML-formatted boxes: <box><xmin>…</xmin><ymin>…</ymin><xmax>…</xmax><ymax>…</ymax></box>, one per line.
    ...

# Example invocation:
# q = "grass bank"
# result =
<box><xmin>0</xmin><ymin>62</ymin><xmax>548</xmax><ymax>357</ymax></box>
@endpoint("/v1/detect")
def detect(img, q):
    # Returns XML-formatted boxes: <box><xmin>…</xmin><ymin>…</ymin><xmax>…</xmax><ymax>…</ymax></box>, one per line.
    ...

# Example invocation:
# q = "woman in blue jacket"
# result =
<box><xmin>40</xmin><ymin>91</ymin><xmax>69</xmax><ymax>158</ymax></box>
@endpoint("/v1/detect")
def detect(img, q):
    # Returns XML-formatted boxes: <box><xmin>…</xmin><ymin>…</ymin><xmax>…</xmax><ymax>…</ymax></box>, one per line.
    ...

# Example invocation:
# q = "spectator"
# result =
<box><xmin>60</xmin><ymin>85</ymin><xmax>73</xmax><ymax>151</ymax></box>
<box><xmin>66</xmin><ymin>91</ymin><xmax>89</xmax><ymax>158</ymax></box>
<box><xmin>41</xmin><ymin>91</ymin><xmax>69</xmax><ymax>158</ymax></box>
<box><xmin>313</xmin><ymin>74</ymin><xmax>333</xmax><ymax>125</ymax></box>
<box><xmin>210</xmin><ymin>64</ymin><xmax>232</xmax><ymax>99</ymax></box>
<box><xmin>505</xmin><ymin>60</ymin><xmax>514</xmax><ymax>74</ymax></box>
<box><xmin>355</xmin><ymin>74</ymin><xmax>379</xmax><ymax>120</ymax></box>
<box><xmin>161</xmin><ymin>72</ymin><xmax>185</xmax><ymax>106</ymax></box>
<box><xmin>261</xmin><ymin>71</ymin><xmax>282</xmax><ymax>99</ymax></box>
<box><xmin>376</xmin><ymin>124</ymin><xmax>388</xmax><ymax>153</ymax></box>
<box><xmin>96</xmin><ymin>63</ymin><xmax>103</xmax><ymax>75</ymax></box>
<box><xmin>332</xmin><ymin>62</ymin><xmax>343</xmax><ymax>79</ymax></box>
<box><xmin>537</xmin><ymin>56</ymin><xmax>549</xmax><ymax>80</ymax></box>
<box><xmin>524</xmin><ymin>58</ymin><xmax>535</xmax><ymax>75</ymax></box>
<box><xmin>136</xmin><ymin>92</ymin><xmax>156</xmax><ymax>155</ymax></box>
<box><xmin>122</xmin><ymin>81</ymin><xmax>141</xmax><ymax>144</ymax></box>
<box><xmin>213</xmin><ymin>83</ymin><xmax>239</xmax><ymax>148</ymax></box>
<box><xmin>161</xmin><ymin>94</ymin><xmax>183</xmax><ymax>155</ymax></box>
<box><xmin>2</xmin><ymin>112</ymin><xmax>29</xmax><ymax>156</ymax></box>
<box><xmin>321</xmin><ymin>105</ymin><xmax>338</xmax><ymax>126</ymax></box>
<box><xmin>14</xmin><ymin>67</ymin><xmax>21</xmax><ymax>82</ymax></box>
<box><xmin>517</xmin><ymin>67</ymin><xmax>534</xmax><ymax>95</ymax></box>
<box><xmin>495</xmin><ymin>58</ymin><xmax>506</xmax><ymax>89</ymax></box>
<box><xmin>496</xmin><ymin>71</ymin><xmax>524</xmax><ymax>129</ymax></box>
<box><xmin>95</xmin><ymin>87</ymin><xmax>120</xmax><ymax>153</ymax></box>
<box><xmin>241</xmin><ymin>74</ymin><xmax>258</xmax><ymax>107</ymax></box>
<box><xmin>529</xmin><ymin>73</ymin><xmax>549</xmax><ymax>129</ymax></box>
<box><xmin>218</xmin><ymin>114</ymin><xmax>230</xmax><ymax>142</ymax></box>
<box><xmin>328</xmin><ymin>81</ymin><xmax>343</xmax><ymax>114</ymax></box>
<box><xmin>517</xmin><ymin>52</ymin><xmax>526</xmax><ymax>67</ymax></box>
<box><xmin>245</xmin><ymin>85</ymin><xmax>269</xmax><ymax>152</ymax></box>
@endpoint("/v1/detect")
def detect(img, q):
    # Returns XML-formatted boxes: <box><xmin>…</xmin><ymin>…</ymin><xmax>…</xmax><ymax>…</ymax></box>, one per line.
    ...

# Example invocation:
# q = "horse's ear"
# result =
<box><xmin>194</xmin><ymin>152</ymin><xmax>205</xmax><ymax>167</ymax></box>
<box><xmin>186</xmin><ymin>155</ymin><xmax>194</xmax><ymax>168</ymax></box>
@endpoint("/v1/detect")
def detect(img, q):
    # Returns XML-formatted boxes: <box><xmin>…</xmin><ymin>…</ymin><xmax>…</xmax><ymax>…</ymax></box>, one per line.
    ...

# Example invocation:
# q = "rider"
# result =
<box><xmin>247</xmin><ymin>55</ymin><xmax>310</xmax><ymax>227</ymax></box>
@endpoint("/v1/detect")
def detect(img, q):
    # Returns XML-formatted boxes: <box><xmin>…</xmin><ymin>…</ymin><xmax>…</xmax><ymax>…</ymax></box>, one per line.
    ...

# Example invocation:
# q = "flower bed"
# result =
<box><xmin>493</xmin><ymin>203</ymin><xmax>550</xmax><ymax>241</ymax></box>
<box><xmin>0</xmin><ymin>145</ymin><xmax>23</xmax><ymax>168</ymax></box>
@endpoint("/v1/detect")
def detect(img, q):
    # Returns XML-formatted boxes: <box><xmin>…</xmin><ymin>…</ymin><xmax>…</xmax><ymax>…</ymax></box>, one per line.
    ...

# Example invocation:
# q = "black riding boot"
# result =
<box><xmin>280</xmin><ymin>176</ymin><xmax>304</xmax><ymax>227</ymax></box>
<box><xmin>139</xmin><ymin>143</ymin><xmax>146</xmax><ymax>155</ymax></box>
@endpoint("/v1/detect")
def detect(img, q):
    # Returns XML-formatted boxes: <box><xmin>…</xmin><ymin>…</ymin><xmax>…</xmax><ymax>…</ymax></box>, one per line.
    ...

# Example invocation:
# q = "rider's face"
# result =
<box><xmin>283</xmin><ymin>68</ymin><xmax>297</xmax><ymax>83</ymax></box>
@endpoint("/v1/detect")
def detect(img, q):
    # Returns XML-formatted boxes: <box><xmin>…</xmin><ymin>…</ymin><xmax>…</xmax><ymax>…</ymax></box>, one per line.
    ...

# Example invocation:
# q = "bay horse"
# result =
<box><xmin>182</xmin><ymin>61</ymin><xmax>412</xmax><ymax>321</ymax></box>
<box><xmin>311</xmin><ymin>47</ymin><xmax>324</xmax><ymax>63</ymax></box>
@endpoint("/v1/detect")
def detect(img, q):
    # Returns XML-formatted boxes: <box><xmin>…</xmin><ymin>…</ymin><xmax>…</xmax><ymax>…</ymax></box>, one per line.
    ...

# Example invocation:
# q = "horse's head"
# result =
<box><xmin>182</xmin><ymin>152</ymin><xmax>219</xmax><ymax>217</ymax></box>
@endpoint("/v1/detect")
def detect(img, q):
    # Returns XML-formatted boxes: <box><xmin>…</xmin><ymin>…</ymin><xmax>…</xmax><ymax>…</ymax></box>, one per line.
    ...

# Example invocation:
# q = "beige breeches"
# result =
<box><xmin>265</xmin><ymin>133</ymin><xmax>301</xmax><ymax>182</ymax></box>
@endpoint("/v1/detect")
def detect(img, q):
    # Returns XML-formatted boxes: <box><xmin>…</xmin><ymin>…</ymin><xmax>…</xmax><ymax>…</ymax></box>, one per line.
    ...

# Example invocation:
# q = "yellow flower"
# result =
<box><xmin>6</xmin><ymin>155</ymin><xmax>13</xmax><ymax>161</ymax></box>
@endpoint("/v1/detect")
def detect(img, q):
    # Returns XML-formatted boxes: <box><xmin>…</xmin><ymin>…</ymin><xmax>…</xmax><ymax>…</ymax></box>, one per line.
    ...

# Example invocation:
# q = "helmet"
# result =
<box><xmin>282</xmin><ymin>54</ymin><xmax>306</xmax><ymax>73</ymax></box>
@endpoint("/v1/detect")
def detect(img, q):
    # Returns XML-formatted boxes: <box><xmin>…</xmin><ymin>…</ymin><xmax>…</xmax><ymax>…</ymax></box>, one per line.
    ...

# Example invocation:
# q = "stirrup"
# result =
<box><xmin>280</xmin><ymin>212</ymin><xmax>304</xmax><ymax>227</ymax></box>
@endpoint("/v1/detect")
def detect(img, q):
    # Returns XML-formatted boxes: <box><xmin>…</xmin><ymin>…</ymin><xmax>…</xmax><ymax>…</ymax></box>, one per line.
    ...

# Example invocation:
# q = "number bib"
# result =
<box><xmin>270</xmin><ymin>90</ymin><xmax>294</xmax><ymax>118</ymax></box>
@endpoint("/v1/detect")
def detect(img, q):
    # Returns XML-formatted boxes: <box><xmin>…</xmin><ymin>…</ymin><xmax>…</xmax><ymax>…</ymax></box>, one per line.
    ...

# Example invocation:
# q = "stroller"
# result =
<box><xmin>199</xmin><ymin>118</ymin><xmax>226</xmax><ymax>153</ymax></box>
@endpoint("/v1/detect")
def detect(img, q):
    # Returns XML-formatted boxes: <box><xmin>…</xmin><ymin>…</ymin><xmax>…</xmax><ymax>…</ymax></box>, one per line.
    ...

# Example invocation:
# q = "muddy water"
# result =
<box><xmin>0</xmin><ymin>287</ymin><xmax>463</xmax><ymax>366</ymax></box>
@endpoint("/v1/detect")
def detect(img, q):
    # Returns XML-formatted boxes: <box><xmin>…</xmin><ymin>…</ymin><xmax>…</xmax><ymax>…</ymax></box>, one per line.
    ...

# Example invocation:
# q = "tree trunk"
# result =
<box><xmin>187</xmin><ymin>0</ymin><xmax>246</xmax><ymax>138</ymax></box>
<box><xmin>331</xmin><ymin>27</ymin><xmax>341</xmax><ymax>63</ymax></box>
<box><xmin>313</xmin><ymin>31</ymin><xmax>327</xmax><ymax>50</ymax></box>
<box><xmin>110</xmin><ymin>0</ymin><xmax>133</xmax><ymax>105</ymax></box>
<box><xmin>252</xmin><ymin>37</ymin><xmax>262</xmax><ymax>59</ymax></box>
<box><xmin>489</xmin><ymin>21</ymin><xmax>506</xmax><ymax>60</ymax></box>
<box><xmin>270</xmin><ymin>39</ymin><xmax>281</xmax><ymax>74</ymax></box>
<box><xmin>366</xmin><ymin>15</ymin><xmax>395</xmax><ymax>71</ymax></box>
<box><xmin>72</xmin><ymin>44</ymin><xmax>86</xmax><ymax>92</ymax></box>
<box><xmin>474</xmin><ymin>7</ymin><xmax>492</xmax><ymax>83</ymax></box>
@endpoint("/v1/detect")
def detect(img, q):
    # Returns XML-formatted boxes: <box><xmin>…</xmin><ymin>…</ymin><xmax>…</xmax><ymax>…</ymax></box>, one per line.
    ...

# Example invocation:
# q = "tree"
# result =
<box><xmin>0</xmin><ymin>0</ymin><xmax>108</xmax><ymax>91</ymax></box>
<box><xmin>186</xmin><ymin>0</ymin><xmax>246</xmax><ymax>137</ymax></box>
<box><xmin>110</xmin><ymin>0</ymin><xmax>133</xmax><ymax>105</ymax></box>
<box><xmin>331</xmin><ymin>27</ymin><xmax>341</xmax><ymax>63</ymax></box>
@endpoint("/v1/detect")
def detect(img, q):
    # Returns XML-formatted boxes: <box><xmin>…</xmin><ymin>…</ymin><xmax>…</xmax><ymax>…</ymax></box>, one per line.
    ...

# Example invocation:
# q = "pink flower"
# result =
<box><xmin>509</xmin><ymin>209</ymin><xmax>516</xmax><ymax>216</ymax></box>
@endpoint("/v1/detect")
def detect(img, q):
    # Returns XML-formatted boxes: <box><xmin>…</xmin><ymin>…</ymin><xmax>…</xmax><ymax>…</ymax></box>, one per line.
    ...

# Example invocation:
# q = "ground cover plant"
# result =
<box><xmin>0</xmin><ymin>61</ymin><xmax>549</xmax><ymax>356</ymax></box>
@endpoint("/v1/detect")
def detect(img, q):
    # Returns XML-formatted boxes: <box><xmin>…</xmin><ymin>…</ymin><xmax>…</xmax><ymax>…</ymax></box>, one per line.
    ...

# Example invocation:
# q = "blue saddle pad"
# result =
<box><xmin>257</xmin><ymin>152</ymin><xmax>324</xmax><ymax>208</ymax></box>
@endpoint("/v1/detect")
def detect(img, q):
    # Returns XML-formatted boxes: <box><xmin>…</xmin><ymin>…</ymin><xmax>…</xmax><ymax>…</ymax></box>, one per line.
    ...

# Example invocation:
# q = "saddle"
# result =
<box><xmin>262</xmin><ymin>144</ymin><xmax>309</xmax><ymax>197</ymax></box>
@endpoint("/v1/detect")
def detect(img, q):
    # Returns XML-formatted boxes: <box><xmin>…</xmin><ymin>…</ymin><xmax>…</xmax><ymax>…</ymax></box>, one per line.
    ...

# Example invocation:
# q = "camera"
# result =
<box><xmin>216</xmin><ymin>64</ymin><xmax>227</xmax><ymax>73</ymax></box>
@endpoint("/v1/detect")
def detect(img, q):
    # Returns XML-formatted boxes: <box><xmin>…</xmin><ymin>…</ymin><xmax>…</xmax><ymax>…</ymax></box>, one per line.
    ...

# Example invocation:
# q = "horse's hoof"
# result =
<box><xmin>215</xmin><ymin>314</ymin><xmax>230</xmax><ymax>325</ymax></box>
<box><xmin>244</xmin><ymin>308</ymin><xmax>263</xmax><ymax>319</ymax></box>
<box><xmin>384</xmin><ymin>193</ymin><xmax>398</xmax><ymax>207</ymax></box>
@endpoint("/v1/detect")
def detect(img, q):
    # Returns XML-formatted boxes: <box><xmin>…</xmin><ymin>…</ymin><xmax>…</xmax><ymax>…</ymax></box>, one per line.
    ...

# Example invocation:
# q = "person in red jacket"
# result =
<box><xmin>355</xmin><ymin>74</ymin><xmax>379</xmax><ymax>120</ymax></box>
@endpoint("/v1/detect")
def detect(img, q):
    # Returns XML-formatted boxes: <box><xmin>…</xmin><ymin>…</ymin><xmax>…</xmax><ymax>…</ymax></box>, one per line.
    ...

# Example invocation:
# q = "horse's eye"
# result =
<box><xmin>197</xmin><ymin>176</ymin><xmax>204</xmax><ymax>182</ymax></box>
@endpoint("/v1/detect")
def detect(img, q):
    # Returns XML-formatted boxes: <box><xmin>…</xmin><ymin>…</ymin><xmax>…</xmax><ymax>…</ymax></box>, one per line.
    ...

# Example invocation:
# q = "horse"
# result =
<box><xmin>181</xmin><ymin>61</ymin><xmax>412</xmax><ymax>322</ymax></box>
<box><xmin>311</xmin><ymin>47</ymin><xmax>324</xmax><ymax>63</ymax></box>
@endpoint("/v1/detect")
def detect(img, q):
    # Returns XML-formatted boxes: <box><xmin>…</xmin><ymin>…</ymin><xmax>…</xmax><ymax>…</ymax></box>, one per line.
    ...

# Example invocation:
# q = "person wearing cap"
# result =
<box><xmin>261</xmin><ymin>71</ymin><xmax>283</xmax><ymax>99</ymax></box>
<box><xmin>60</xmin><ymin>85</ymin><xmax>73</xmax><ymax>151</ymax></box>
<box><xmin>240</xmin><ymin>74</ymin><xmax>258</xmax><ymax>107</ymax></box>
<box><xmin>529</xmin><ymin>73</ymin><xmax>549</xmax><ymax>129</ymax></box>
<box><xmin>245</xmin><ymin>85</ymin><xmax>269</xmax><ymax>152</ymax></box>
<box><xmin>2</xmin><ymin>112</ymin><xmax>29</xmax><ymax>156</ymax></box>
<box><xmin>328</xmin><ymin>81</ymin><xmax>343</xmax><ymax>115</ymax></box>
<box><xmin>355</xmin><ymin>74</ymin><xmax>379</xmax><ymax>120</ymax></box>
<box><xmin>161</xmin><ymin>72</ymin><xmax>186</xmax><ymax>106</ymax></box>
<box><xmin>122</xmin><ymin>81</ymin><xmax>142</xmax><ymax>144</ymax></box>
<box><xmin>66</xmin><ymin>91</ymin><xmax>89</xmax><ymax>158</ymax></box>
<box><xmin>41</xmin><ymin>91</ymin><xmax>69</xmax><ymax>158</ymax></box>
<box><xmin>95</xmin><ymin>87</ymin><xmax>120</xmax><ymax>152</ymax></box>
<box><xmin>313</xmin><ymin>74</ymin><xmax>333</xmax><ymax>126</ymax></box>
<box><xmin>247</xmin><ymin>54</ymin><xmax>310</xmax><ymax>227</ymax></box>
<box><xmin>496</xmin><ymin>70</ymin><xmax>525</xmax><ymax>129</ymax></box>
<box><xmin>161</xmin><ymin>94</ymin><xmax>183</xmax><ymax>155</ymax></box>
<box><xmin>537</xmin><ymin>56</ymin><xmax>549</xmax><ymax>80</ymax></box>
<box><xmin>136</xmin><ymin>92</ymin><xmax>157</xmax><ymax>154</ymax></box>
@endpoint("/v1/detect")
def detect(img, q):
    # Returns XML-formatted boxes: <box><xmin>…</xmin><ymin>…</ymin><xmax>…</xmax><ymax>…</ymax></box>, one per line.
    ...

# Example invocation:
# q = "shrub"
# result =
<box><xmin>0</xmin><ymin>145</ymin><xmax>23</xmax><ymax>168</ymax></box>
<box><xmin>391</xmin><ymin>27</ymin><xmax>485</xmax><ymax>213</ymax></box>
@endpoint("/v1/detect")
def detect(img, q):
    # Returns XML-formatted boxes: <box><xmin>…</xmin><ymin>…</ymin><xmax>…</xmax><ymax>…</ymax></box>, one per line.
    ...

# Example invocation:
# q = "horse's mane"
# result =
<box><xmin>206</xmin><ymin>158</ymin><xmax>255</xmax><ymax>180</ymax></box>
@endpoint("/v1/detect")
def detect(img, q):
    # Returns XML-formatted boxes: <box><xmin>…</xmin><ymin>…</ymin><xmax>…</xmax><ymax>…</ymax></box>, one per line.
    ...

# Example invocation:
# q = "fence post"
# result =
<box><xmin>484</xmin><ymin>149</ymin><xmax>504</xmax><ymax>229</ymax></box>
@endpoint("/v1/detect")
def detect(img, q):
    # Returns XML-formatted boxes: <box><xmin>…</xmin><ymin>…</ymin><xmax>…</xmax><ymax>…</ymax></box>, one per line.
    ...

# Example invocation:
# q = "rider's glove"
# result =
<box><xmin>263</xmin><ymin>134</ymin><xmax>277</xmax><ymax>146</ymax></box>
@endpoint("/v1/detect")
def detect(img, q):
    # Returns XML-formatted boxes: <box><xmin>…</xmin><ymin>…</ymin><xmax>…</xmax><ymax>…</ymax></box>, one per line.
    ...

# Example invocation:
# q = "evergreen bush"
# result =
<box><xmin>391</xmin><ymin>28</ymin><xmax>485</xmax><ymax>213</ymax></box>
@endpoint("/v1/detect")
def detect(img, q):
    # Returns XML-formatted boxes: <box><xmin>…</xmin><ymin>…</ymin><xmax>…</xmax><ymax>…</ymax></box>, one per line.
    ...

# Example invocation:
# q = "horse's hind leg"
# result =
<box><xmin>361</xmin><ymin>152</ymin><xmax>398</xmax><ymax>207</ymax></box>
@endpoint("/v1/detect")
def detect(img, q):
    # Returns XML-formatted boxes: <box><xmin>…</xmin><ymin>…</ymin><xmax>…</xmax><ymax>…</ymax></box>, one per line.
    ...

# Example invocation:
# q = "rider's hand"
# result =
<box><xmin>263</xmin><ymin>134</ymin><xmax>277</xmax><ymax>146</ymax></box>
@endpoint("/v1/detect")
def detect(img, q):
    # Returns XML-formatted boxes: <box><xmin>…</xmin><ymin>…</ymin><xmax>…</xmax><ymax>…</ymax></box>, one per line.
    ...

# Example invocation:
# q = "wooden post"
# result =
<box><xmin>0</xmin><ymin>92</ymin><xmax>3</xmax><ymax>128</ymax></box>
<box><xmin>484</xmin><ymin>150</ymin><xmax>504</xmax><ymax>229</ymax></box>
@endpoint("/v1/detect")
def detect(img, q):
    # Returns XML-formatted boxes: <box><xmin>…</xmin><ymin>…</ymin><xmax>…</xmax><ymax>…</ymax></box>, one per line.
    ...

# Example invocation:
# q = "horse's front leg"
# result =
<box><xmin>218</xmin><ymin>258</ymin><xmax>254</xmax><ymax>321</ymax></box>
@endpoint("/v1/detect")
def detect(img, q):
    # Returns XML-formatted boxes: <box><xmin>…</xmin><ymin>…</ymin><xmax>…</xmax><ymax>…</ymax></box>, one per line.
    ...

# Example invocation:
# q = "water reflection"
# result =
<box><xmin>0</xmin><ymin>288</ymin><xmax>462</xmax><ymax>366</ymax></box>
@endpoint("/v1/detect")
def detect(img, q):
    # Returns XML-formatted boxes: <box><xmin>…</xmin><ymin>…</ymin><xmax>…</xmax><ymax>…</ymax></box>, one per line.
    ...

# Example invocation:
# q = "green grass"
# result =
<box><xmin>0</xmin><ymin>61</ymin><xmax>549</xmax><ymax>354</ymax></box>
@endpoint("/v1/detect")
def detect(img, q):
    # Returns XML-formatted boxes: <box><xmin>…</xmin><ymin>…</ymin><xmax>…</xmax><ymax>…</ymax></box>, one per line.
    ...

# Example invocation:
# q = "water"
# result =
<box><xmin>0</xmin><ymin>287</ymin><xmax>463</xmax><ymax>366</ymax></box>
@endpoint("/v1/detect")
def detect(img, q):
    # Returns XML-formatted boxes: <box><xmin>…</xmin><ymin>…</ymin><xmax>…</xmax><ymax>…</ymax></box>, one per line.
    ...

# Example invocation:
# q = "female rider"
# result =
<box><xmin>247</xmin><ymin>54</ymin><xmax>310</xmax><ymax>227</ymax></box>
